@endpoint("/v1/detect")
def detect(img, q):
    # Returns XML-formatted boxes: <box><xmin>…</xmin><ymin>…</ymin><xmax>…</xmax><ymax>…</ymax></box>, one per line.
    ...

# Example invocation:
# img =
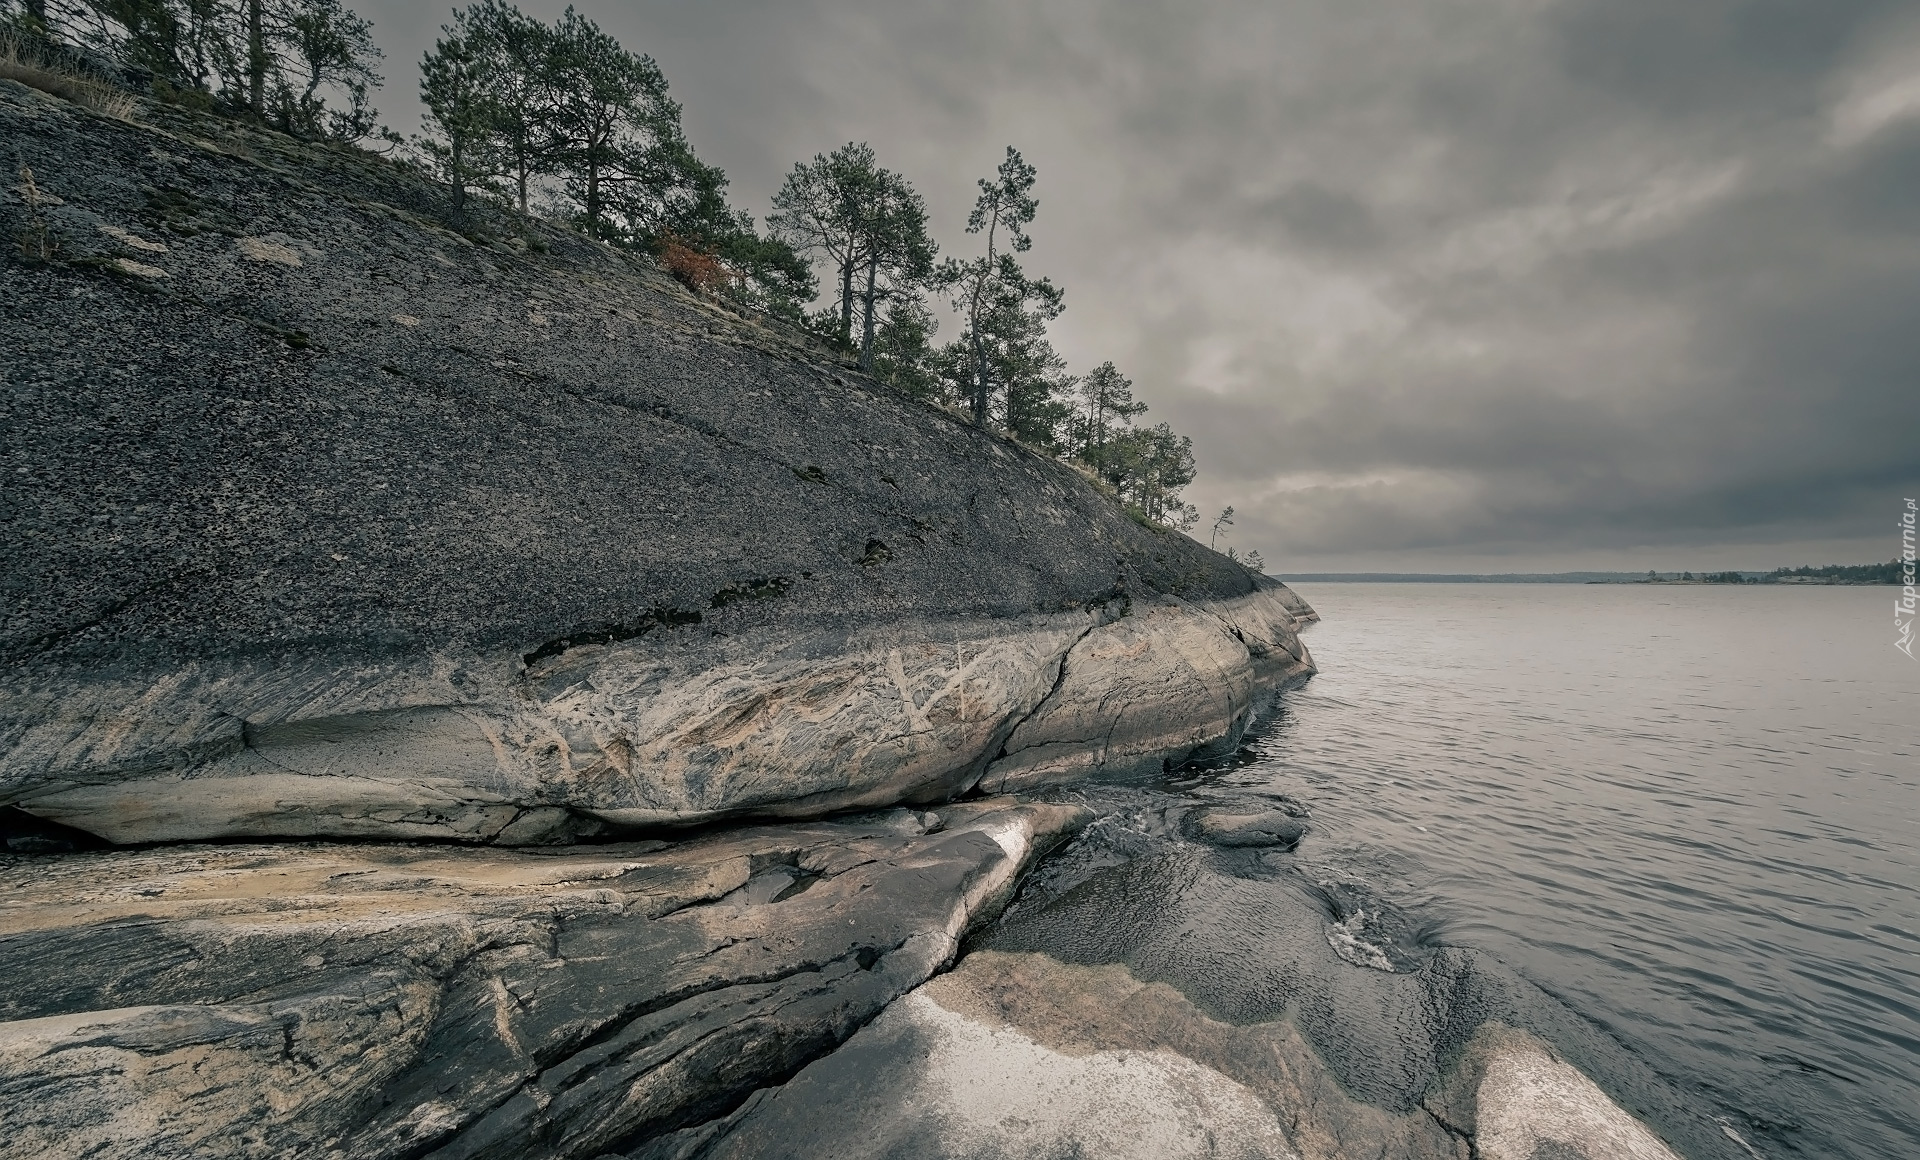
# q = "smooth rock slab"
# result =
<box><xmin>644</xmin><ymin>953</ymin><xmax>1688</xmax><ymax>1160</ymax></box>
<box><xmin>1424</xmin><ymin>1024</ymin><xmax>1687</xmax><ymax>1160</ymax></box>
<box><xmin>0</xmin><ymin>800</ymin><xmax>1087</xmax><ymax>1159</ymax></box>
<box><xmin>634</xmin><ymin>951</ymin><xmax>1438</xmax><ymax>1160</ymax></box>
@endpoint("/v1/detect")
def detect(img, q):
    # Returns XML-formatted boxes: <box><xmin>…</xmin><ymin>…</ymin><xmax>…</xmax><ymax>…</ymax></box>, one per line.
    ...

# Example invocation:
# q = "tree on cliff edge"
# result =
<box><xmin>539</xmin><ymin>8</ymin><xmax>675</xmax><ymax>240</ymax></box>
<box><xmin>419</xmin><ymin>20</ymin><xmax>494</xmax><ymax>217</ymax></box>
<box><xmin>1073</xmin><ymin>361</ymin><xmax>1148</xmax><ymax>476</ymax></box>
<box><xmin>17</xmin><ymin>0</ymin><xmax>388</xmax><ymax>140</ymax></box>
<box><xmin>940</xmin><ymin>147</ymin><xmax>1055</xmax><ymax>427</ymax></box>
<box><xmin>422</xmin><ymin>0</ymin><xmax>553</xmax><ymax>213</ymax></box>
<box><xmin>770</xmin><ymin>143</ymin><xmax>938</xmax><ymax>367</ymax></box>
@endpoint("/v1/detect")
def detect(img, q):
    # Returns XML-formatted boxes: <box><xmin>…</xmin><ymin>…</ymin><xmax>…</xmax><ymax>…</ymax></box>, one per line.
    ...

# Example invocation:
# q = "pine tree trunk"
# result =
<box><xmin>1093</xmin><ymin>392</ymin><xmax>1105</xmax><ymax>471</ymax></box>
<box><xmin>839</xmin><ymin>258</ymin><xmax>854</xmax><ymax>348</ymax></box>
<box><xmin>450</xmin><ymin>135</ymin><xmax>467</xmax><ymax>218</ymax></box>
<box><xmin>246</xmin><ymin>0</ymin><xmax>266</xmax><ymax>117</ymax></box>
<box><xmin>858</xmin><ymin>260</ymin><xmax>878</xmax><ymax>372</ymax></box>
<box><xmin>971</xmin><ymin>332</ymin><xmax>990</xmax><ymax>426</ymax></box>
<box><xmin>586</xmin><ymin>163</ymin><xmax>600</xmax><ymax>238</ymax></box>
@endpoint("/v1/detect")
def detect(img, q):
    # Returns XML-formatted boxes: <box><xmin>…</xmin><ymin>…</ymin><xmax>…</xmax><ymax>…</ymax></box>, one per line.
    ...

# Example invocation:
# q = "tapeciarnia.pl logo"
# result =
<box><xmin>1898</xmin><ymin>498</ymin><xmax>1916</xmax><ymax>659</ymax></box>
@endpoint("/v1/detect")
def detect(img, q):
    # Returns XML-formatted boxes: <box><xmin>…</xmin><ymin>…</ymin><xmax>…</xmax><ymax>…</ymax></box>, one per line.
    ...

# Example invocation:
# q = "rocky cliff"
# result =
<box><xmin>0</xmin><ymin>80</ymin><xmax>1740</xmax><ymax>1160</ymax></box>
<box><xmin>0</xmin><ymin>79</ymin><xmax>1313</xmax><ymax>847</ymax></box>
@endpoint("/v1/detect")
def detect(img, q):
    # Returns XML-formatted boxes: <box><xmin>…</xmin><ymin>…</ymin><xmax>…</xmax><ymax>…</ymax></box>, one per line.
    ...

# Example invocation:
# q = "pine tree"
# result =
<box><xmin>769</xmin><ymin>143</ymin><xmax>881</xmax><ymax>350</ymax></box>
<box><xmin>458</xmin><ymin>0</ymin><xmax>551</xmax><ymax>213</ymax></box>
<box><xmin>942</xmin><ymin>147</ymin><xmax>1046</xmax><ymax>426</ymax></box>
<box><xmin>24</xmin><ymin>0</ymin><xmax>385</xmax><ymax>138</ymax></box>
<box><xmin>419</xmin><ymin>21</ymin><xmax>495</xmax><ymax>216</ymax></box>
<box><xmin>870</xmin><ymin>296</ymin><xmax>941</xmax><ymax>398</ymax></box>
<box><xmin>1073</xmin><ymin>362</ymin><xmax>1147</xmax><ymax>474</ymax></box>
<box><xmin>1105</xmin><ymin>422</ymin><xmax>1197</xmax><ymax>527</ymax></box>
<box><xmin>853</xmin><ymin>167</ymin><xmax>936</xmax><ymax>373</ymax></box>
<box><xmin>276</xmin><ymin>0</ymin><xmax>379</xmax><ymax>139</ymax></box>
<box><xmin>541</xmin><ymin>7</ymin><xmax>673</xmax><ymax>240</ymax></box>
<box><xmin>1210</xmin><ymin>506</ymin><xmax>1234</xmax><ymax>550</ymax></box>
<box><xmin>769</xmin><ymin>143</ymin><xmax>938</xmax><ymax>364</ymax></box>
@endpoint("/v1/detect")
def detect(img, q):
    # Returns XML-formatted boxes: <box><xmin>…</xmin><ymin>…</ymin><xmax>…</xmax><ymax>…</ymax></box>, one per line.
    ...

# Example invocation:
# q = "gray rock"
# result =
<box><xmin>658</xmin><ymin>953</ymin><xmax>1689</xmax><ymax>1160</ymax></box>
<box><xmin>0</xmin><ymin>798</ymin><xmax>1088</xmax><ymax>1159</ymax></box>
<box><xmin>1185</xmin><ymin>807</ymin><xmax>1309</xmax><ymax>849</ymax></box>
<box><xmin>0</xmin><ymin>81</ymin><xmax>1315</xmax><ymax>844</ymax></box>
<box><xmin>958</xmin><ymin>832</ymin><xmax>1747</xmax><ymax>1160</ymax></box>
<box><xmin>640</xmin><ymin>950</ymin><xmax>1451</xmax><ymax>1160</ymax></box>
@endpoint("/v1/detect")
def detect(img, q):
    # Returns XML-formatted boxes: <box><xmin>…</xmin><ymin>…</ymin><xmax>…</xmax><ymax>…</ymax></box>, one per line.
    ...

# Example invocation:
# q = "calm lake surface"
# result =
<box><xmin>1258</xmin><ymin>583</ymin><xmax>1920</xmax><ymax>1159</ymax></box>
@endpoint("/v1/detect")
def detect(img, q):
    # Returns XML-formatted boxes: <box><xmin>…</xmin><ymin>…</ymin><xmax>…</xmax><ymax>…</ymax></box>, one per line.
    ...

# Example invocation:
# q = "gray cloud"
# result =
<box><xmin>361</xmin><ymin>0</ymin><xmax>1919</xmax><ymax>571</ymax></box>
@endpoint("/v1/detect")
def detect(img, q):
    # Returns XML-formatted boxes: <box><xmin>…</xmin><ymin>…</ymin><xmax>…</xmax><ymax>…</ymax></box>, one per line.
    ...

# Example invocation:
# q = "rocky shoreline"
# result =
<box><xmin>0</xmin><ymin>801</ymin><xmax>1087</xmax><ymax>1158</ymax></box>
<box><xmin>4</xmin><ymin>587</ymin><xmax>1312</xmax><ymax>847</ymax></box>
<box><xmin>1</xmin><ymin>79</ymin><xmax>1726</xmax><ymax>1160</ymax></box>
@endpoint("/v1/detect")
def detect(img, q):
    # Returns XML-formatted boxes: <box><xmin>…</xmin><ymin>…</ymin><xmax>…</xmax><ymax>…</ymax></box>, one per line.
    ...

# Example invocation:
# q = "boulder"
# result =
<box><xmin>1185</xmin><ymin>807</ymin><xmax>1310</xmax><ymax>849</ymax></box>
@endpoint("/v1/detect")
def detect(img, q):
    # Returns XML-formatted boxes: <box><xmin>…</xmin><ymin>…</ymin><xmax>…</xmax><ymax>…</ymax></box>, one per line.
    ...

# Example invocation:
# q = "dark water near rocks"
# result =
<box><xmin>1241</xmin><ymin>583</ymin><xmax>1920</xmax><ymax>1159</ymax></box>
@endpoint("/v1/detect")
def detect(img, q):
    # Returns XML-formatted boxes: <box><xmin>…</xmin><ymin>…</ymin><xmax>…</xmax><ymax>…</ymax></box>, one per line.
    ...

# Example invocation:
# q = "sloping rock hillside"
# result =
<box><xmin>0</xmin><ymin>80</ymin><xmax>1313</xmax><ymax>845</ymax></box>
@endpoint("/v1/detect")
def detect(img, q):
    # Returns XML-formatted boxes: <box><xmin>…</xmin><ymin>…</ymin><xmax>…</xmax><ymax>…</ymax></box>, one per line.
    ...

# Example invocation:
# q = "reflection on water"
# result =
<box><xmin>1240</xmin><ymin>583</ymin><xmax>1920</xmax><ymax>1160</ymax></box>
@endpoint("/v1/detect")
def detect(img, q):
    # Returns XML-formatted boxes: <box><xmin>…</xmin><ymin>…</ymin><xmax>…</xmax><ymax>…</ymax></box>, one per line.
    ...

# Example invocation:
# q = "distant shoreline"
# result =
<box><xmin>1278</xmin><ymin>572</ymin><xmax>1900</xmax><ymax>585</ymax></box>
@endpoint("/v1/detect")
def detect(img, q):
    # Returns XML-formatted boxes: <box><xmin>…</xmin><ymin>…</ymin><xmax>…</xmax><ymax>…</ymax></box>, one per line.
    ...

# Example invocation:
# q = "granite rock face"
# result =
<box><xmin>0</xmin><ymin>81</ymin><xmax>1313</xmax><ymax>844</ymax></box>
<box><xmin>642</xmin><ymin>953</ymin><xmax>1686</xmax><ymax>1160</ymax></box>
<box><xmin>0</xmin><ymin>799</ymin><xmax>1088</xmax><ymax>1159</ymax></box>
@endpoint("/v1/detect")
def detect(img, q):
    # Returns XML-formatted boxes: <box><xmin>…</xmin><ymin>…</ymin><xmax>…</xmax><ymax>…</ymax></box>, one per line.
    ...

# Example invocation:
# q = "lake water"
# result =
<box><xmin>1258</xmin><ymin>583</ymin><xmax>1920</xmax><ymax>1159</ymax></box>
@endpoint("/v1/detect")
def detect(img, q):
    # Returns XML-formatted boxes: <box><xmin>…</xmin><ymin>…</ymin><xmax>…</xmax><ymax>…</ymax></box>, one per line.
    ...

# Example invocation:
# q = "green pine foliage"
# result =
<box><xmin>415</xmin><ymin>3</ymin><xmax>812</xmax><ymax>317</ymax></box>
<box><xmin>10</xmin><ymin>0</ymin><xmax>390</xmax><ymax>141</ymax></box>
<box><xmin>769</xmin><ymin>142</ymin><xmax>937</xmax><ymax>369</ymax></box>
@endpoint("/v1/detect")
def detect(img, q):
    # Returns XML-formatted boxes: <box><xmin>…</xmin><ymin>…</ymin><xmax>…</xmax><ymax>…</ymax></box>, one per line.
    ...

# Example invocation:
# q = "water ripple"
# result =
<box><xmin>1261</xmin><ymin>583</ymin><xmax>1920</xmax><ymax>1160</ymax></box>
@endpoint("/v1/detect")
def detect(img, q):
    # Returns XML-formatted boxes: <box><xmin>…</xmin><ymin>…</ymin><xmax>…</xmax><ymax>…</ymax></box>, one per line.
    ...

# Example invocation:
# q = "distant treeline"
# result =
<box><xmin>1283</xmin><ymin>564</ymin><xmax>1908</xmax><ymax>585</ymax></box>
<box><xmin>1712</xmin><ymin>561</ymin><xmax>1908</xmax><ymax>584</ymax></box>
<box><xmin>5</xmin><ymin>0</ymin><xmax>1207</xmax><ymax>531</ymax></box>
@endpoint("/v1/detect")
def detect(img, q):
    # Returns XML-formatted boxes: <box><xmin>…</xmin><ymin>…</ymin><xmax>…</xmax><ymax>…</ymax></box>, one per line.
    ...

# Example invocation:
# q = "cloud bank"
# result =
<box><xmin>364</xmin><ymin>0</ymin><xmax>1920</xmax><ymax>570</ymax></box>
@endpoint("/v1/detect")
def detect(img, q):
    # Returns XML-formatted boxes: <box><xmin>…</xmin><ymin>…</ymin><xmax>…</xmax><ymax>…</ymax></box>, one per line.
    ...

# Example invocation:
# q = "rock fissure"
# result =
<box><xmin>542</xmin><ymin>939</ymin><xmax>907</xmax><ymax>1099</ymax></box>
<box><xmin>521</xmin><ymin>608</ymin><xmax>706</xmax><ymax>669</ymax></box>
<box><xmin>1421</xmin><ymin>1102</ymin><xmax>1479</xmax><ymax>1158</ymax></box>
<box><xmin>979</xmin><ymin>616</ymin><xmax>1107</xmax><ymax>776</ymax></box>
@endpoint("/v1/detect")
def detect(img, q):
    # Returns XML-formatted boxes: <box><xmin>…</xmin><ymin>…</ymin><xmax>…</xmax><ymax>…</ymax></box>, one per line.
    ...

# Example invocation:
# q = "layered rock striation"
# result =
<box><xmin>0</xmin><ymin>81</ymin><xmax>1313</xmax><ymax>846</ymax></box>
<box><xmin>0</xmin><ymin>800</ymin><xmax>1088</xmax><ymax>1159</ymax></box>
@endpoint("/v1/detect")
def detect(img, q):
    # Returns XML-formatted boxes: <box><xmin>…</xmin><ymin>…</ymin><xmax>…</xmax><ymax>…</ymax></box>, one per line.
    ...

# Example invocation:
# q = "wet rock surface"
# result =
<box><xmin>634</xmin><ymin>773</ymin><xmax>1748</xmax><ymax>1160</ymax></box>
<box><xmin>0</xmin><ymin>82</ymin><xmax>1313</xmax><ymax>843</ymax></box>
<box><xmin>0</xmin><ymin>799</ymin><xmax>1087</xmax><ymax>1159</ymax></box>
<box><xmin>1185</xmin><ymin>804</ymin><xmax>1310</xmax><ymax>848</ymax></box>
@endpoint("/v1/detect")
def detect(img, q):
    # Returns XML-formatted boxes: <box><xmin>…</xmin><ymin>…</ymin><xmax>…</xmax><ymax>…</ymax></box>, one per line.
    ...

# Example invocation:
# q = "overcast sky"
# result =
<box><xmin>363</xmin><ymin>0</ymin><xmax>1918</xmax><ymax>573</ymax></box>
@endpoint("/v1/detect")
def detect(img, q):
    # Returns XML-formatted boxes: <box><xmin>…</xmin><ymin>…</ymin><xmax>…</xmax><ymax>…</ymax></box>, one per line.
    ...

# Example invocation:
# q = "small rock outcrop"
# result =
<box><xmin>0</xmin><ymin>80</ymin><xmax>1314</xmax><ymax>845</ymax></box>
<box><xmin>1185</xmin><ymin>806</ymin><xmax>1309</xmax><ymax>849</ymax></box>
